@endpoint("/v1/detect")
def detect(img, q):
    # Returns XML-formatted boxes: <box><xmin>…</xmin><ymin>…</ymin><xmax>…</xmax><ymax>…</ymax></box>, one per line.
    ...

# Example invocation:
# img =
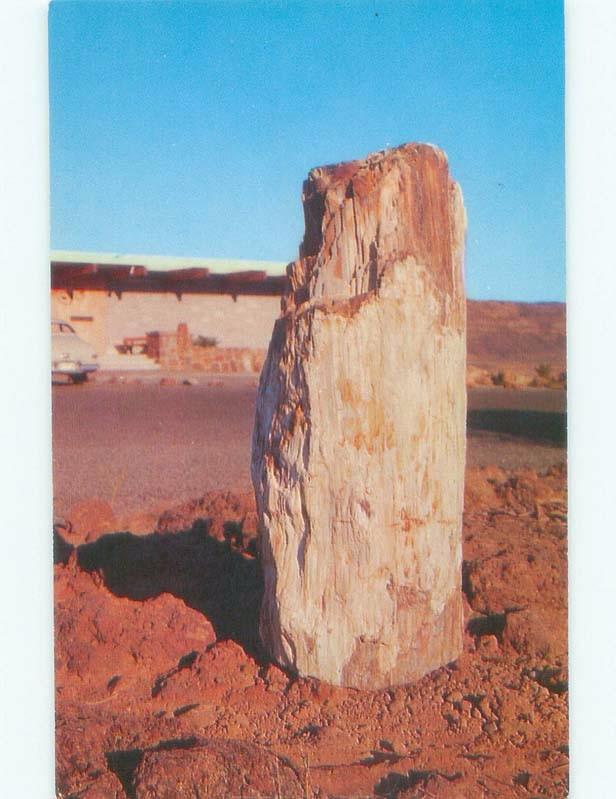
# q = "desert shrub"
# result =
<box><xmin>192</xmin><ymin>335</ymin><xmax>218</xmax><ymax>348</ymax></box>
<box><xmin>492</xmin><ymin>371</ymin><xmax>506</xmax><ymax>386</ymax></box>
<box><xmin>536</xmin><ymin>363</ymin><xmax>552</xmax><ymax>380</ymax></box>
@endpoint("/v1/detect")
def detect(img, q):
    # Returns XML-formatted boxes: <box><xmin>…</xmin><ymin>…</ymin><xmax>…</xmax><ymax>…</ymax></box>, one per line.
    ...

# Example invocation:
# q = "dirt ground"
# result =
<box><xmin>54</xmin><ymin>460</ymin><xmax>567</xmax><ymax>798</ymax></box>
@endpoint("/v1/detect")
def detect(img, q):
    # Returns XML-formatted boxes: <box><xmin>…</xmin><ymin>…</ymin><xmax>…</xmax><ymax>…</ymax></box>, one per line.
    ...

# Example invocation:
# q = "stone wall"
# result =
<box><xmin>149</xmin><ymin>324</ymin><xmax>266</xmax><ymax>373</ymax></box>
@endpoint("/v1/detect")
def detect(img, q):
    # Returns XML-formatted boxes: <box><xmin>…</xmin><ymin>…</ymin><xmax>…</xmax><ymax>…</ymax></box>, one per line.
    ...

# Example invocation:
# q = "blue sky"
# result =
<box><xmin>49</xmin><ymin>0</ymin><xmax>564</xmax><ymax>301</ymax></box>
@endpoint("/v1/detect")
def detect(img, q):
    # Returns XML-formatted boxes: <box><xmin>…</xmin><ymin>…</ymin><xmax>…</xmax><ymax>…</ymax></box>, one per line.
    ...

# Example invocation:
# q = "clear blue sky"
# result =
<box><xmin>49</xmin><ymin>0</ymin><xmax>564</xmax><ymax>301</ymax></box>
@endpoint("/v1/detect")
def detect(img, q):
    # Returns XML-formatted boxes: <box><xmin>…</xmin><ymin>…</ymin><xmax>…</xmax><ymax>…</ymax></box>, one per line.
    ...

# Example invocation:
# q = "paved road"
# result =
<box><xmin>52</xmin><ymin>376</ymin><xmax>566</xmax><ymax>517</ymax></box>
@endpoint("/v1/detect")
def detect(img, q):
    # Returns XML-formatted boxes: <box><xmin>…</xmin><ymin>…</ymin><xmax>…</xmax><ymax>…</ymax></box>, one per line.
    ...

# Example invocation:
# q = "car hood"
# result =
<box><xmin>52</xmin><ymin>333</ymin><xmax>96</xmax><ymax>362</ymax></box>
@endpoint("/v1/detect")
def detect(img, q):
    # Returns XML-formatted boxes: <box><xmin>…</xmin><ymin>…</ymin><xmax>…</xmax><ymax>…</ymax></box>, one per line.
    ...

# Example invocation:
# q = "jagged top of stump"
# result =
<box><xmin>285</xmin><ymin>142</ymin><xmax>466</xmax><ymax>323</ymax></box>
<box><xmin>305</xmin><ymin>142</ymin><xmax>449</xmax><ymax>193</ymax></box>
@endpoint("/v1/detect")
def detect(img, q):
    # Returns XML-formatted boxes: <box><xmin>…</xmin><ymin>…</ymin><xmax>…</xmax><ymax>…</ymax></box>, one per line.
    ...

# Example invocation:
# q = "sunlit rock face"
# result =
<box><xmin>251</xmin><ymin>143</ymin><xmax>467</xmax><ymax>689</ymax></box>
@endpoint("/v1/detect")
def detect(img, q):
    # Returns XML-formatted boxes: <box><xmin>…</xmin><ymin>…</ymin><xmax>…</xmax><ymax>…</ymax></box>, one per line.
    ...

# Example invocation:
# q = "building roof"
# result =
<box><xmin>51</xmin><ymin>251</ymin><xmax>289</xmax><ymax>299</ymax></box>
<box><xmin>50</xmin><ymin>250</ymin><xmax>289</xmax><ymax>276</ymax></box>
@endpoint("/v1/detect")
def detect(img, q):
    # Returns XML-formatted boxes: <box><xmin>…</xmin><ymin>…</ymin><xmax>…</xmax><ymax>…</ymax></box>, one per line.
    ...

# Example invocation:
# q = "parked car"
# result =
<box><xmin>51</xmin><ymin>320</ymin><xmax>99</xmax><ymax>382</ymax></box>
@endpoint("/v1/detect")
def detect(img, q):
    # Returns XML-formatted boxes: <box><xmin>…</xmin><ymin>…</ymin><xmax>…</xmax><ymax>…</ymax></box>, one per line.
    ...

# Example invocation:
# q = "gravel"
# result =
<box><xmin>52</xmin><ymin>376</ymin><xmax>566</xmax><ymax>517</ymax></box>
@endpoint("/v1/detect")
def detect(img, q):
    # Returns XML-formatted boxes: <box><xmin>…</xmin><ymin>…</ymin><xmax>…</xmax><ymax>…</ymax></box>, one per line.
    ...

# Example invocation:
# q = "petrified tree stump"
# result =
<box><xmin>251</xmin><ymin>143</ymin><xmax>467</xmax><ymax>688</ymax></box>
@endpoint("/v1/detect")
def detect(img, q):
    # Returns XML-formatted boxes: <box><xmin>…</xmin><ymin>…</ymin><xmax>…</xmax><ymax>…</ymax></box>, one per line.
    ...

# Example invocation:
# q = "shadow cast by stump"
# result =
<box><xmin>467</xmin><ymin>408</ymin><xmax>566</xmax><ymax>446</ymax></box>
<box><xmin>56</xmin><ymin>520</ymin><xmax>264</xmax><ymax>659</ymax></box>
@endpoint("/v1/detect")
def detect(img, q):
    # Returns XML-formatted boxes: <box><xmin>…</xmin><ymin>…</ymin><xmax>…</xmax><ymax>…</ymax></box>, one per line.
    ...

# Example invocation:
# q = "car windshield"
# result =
<box><xmin>52</xmin><ymin>322</ymin><xmax>76</xmax><ymax>335</ymax></box>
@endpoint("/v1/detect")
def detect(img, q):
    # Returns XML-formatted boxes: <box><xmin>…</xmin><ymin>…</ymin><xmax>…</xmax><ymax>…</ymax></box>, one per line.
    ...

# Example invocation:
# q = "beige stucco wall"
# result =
<box><xmin>51</xmin><ymin>290</ymin><xmax>109</xmax><ymax>354</ymax></box>
<box><xmin>51</xmin><ymin>289</ymin><xmax>281</xmax><ymax>355</ymax></box>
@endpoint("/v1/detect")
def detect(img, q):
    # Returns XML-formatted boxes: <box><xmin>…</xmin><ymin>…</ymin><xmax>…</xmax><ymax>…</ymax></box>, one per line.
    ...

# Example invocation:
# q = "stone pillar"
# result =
<box><xmin>177</xmin><ymin>322</ymin><xmax>190</xmax><ymax>367</ymax></box>
<box><xmin>251</xmin><ymin>143</ymin><xmax>467</xmax><ymax>688</ymax></box>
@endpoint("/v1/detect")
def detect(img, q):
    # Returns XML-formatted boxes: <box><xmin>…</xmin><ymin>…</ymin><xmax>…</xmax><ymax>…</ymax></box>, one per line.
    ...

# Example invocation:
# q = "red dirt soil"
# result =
<box><xmin>54</xmin><ymin>466</ymin><xmax>567</xmax><ymax>798</ymax></box>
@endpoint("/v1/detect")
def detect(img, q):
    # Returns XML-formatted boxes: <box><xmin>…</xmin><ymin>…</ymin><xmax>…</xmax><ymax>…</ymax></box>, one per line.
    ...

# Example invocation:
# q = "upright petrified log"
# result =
<box><xmin>251</xmin><ymin>143</ymin><xmax>467</xmax><ymax>689</ymax></box>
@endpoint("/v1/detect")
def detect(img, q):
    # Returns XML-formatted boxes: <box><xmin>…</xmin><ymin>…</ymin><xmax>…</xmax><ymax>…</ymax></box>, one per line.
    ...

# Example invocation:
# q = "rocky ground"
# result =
<box><xmin>54</xmin><ymin>465</ymin><xmax>567</xmax><ymax>798</ymax></box>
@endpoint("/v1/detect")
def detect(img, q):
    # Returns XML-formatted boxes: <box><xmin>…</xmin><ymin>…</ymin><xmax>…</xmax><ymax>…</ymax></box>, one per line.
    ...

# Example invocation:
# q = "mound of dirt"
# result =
<box><xmin>55</xmin><ymin>466</ymin><xmax>567</xmax><ymax>798</ymax></box>
<box><xmin>54</xmin><ymin>564</ymin><xmax>216</xmax><ymax>703</ymax></box>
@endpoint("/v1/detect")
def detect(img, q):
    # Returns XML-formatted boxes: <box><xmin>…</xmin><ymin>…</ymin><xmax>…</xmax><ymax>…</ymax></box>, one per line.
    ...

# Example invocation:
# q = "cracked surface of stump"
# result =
<box><xmin>251</xmin><ymin>143</ymin><xmax>467</xmax><ymax>688</ymax></box>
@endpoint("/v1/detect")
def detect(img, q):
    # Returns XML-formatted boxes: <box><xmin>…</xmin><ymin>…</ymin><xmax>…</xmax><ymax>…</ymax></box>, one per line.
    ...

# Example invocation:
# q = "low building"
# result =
<box><xmin>51</xmin><ymin>250</ymin><xmax>288</xmax><ymax>358</ymax></box>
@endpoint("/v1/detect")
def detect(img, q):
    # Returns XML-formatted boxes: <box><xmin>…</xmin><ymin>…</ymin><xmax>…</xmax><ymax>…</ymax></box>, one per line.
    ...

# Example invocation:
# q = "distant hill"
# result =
<box><xmin>467</xmin><ymin>301</ymin><xmax>566</xmax><ymax>378</ymax></box>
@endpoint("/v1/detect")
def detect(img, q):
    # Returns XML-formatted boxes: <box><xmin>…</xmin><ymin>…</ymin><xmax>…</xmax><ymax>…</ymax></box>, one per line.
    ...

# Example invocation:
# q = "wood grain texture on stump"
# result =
<box><xmin>251</xmin><ymin>143</ymin><xmax>467</xmax><ymax>688</ymax></box>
